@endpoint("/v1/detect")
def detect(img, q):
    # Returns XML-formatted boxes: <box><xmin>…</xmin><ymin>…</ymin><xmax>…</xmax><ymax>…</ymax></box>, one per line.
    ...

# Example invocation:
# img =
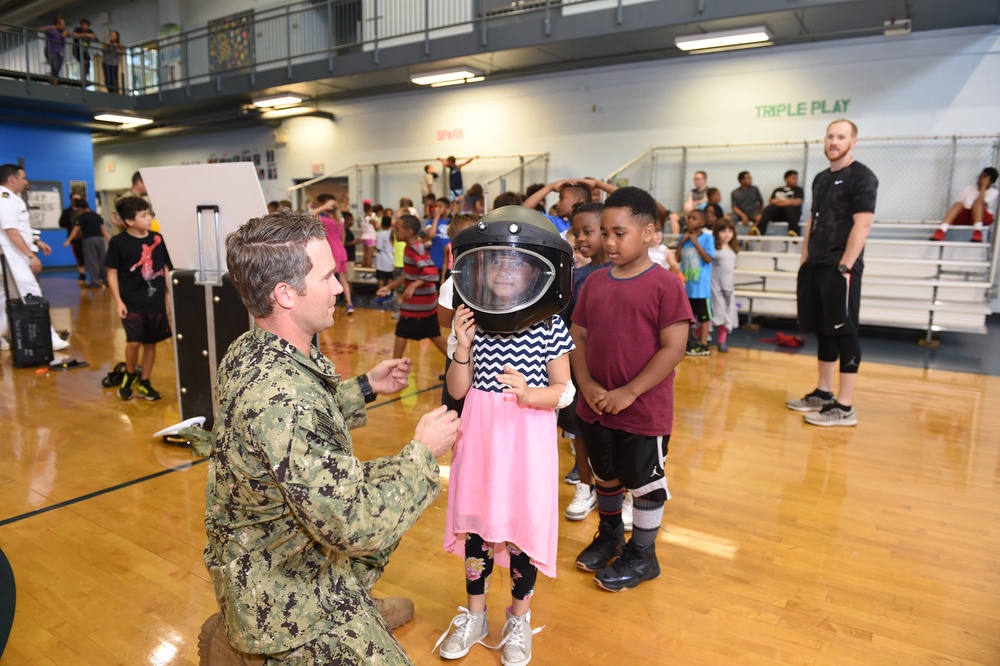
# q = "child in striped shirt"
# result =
<box><xmin>377</xmin><ymin>215</ymin><xmax>448</xmax><ymax>359</ymax></box>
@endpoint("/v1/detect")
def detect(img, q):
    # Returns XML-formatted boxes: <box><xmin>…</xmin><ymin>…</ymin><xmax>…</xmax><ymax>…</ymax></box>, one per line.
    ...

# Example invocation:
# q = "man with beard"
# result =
<box><xmin>786</xmin><ymin>119</ymin><xmax>878</xmax><ymax>427</ymax></box>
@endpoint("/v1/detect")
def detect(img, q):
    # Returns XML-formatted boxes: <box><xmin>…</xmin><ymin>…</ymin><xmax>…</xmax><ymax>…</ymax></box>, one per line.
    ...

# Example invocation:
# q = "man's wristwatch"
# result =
<box><xmin>357</xmin><ymin>374</ymin><xmax>378</xmax><ymax>404</ymax></box>
<box><xmin>837</xmin><ymin>263</ymin><xmax>850</xmax><ymax>274</ymax></box>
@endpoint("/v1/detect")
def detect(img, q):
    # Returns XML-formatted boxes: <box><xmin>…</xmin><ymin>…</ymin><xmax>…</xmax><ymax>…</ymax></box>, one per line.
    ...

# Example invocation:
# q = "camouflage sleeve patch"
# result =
<box><xmin>336</xmin><ymin>378</ymin><xmax>369</xmax><ymax>431</ymax></box>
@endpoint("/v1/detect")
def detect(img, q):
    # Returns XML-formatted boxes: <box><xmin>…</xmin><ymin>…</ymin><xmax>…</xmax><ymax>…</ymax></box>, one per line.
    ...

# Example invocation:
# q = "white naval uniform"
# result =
<box><xmin>0</xmin><ymin>184</ymin><xmax>67</xmax><ymax>348</ymax></box>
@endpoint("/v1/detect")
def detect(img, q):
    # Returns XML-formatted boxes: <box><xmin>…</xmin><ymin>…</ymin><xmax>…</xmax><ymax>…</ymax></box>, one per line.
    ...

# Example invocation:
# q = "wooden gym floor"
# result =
<box><xmin>0</xmin><ymin>272</ymin><xmax>998</xmax><ymax>665</ymax></box>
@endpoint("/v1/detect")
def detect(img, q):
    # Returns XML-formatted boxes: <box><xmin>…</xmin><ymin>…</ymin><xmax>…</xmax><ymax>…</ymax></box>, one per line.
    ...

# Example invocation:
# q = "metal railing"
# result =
<box><xmin>1</xmin><ymin>0</ymin><xmax>631</xmax><ymax>96</ymax></box>
<box><xmin>606</xmin><ymin>135</ymin><xmax>1000</xmax><ymax>299</ymax></box>
<box><xmin>288</xmin><ymin>153</ymin><xmax>549</xmax><ymax>218</ymax></box>
<box><xmin>482</xmin><ymin>154</ymin><xmax>549</xmax><ymax>210</ymax></box>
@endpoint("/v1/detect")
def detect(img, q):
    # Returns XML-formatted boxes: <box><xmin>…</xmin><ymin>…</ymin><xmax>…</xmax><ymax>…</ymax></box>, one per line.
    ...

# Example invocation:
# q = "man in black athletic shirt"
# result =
<box><xmin>786</xmin><ymin>119</ymin><xmax>878</xmax><ymax>427</ymax></box>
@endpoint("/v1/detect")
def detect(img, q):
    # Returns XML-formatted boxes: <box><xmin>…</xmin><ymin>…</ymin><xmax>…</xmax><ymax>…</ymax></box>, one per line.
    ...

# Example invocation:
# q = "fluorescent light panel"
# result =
<box><xmin>688</xmin><ymin>41</ymin><xmax>773</xmax><ymax>55</ymax></box>
<box><xmin>411</xmin><ymin>69</ymin><xmax>482</xmax><ymax>86</ymax></box>
<box><xmin>675</xmin><ymin>26</ymin><xmax>772</xmax><ymax>51</ymax></box>
<box><xmin>260</xmin><ymin>107</ymin><xmax>313</xmax><ymax>119</ymax></box>
<box><xmin>94</xmin><ymin>113</ymin><xmax>154</xmax><ymax>126</ymax></box>
<box><xmin>252</xmin><ymin>94</ymin><xmax>303</xmax><ymax>108</ymax></box>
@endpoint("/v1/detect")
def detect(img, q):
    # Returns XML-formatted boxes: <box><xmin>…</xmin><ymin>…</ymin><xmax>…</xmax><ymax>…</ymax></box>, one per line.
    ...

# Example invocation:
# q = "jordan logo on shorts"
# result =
<box><xmin>650</xmin><ymin>467</ymin><xmax>662</xmax><ymax>479</ymax></box>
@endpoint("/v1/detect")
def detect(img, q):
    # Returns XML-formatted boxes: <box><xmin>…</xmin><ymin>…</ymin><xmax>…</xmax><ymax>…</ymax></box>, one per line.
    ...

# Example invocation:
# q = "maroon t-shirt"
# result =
<box><xmin>572</xmin><ymin>264</ymin><xmax>693</xmax><ymax>436</ymax></box>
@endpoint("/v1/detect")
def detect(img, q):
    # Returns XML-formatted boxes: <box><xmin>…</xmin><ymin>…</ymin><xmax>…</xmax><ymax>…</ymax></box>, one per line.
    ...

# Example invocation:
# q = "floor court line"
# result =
<box><xmin>0</xmin><ymin>382</ymin><xmax>446</xmax><ymax>528</ymax></box>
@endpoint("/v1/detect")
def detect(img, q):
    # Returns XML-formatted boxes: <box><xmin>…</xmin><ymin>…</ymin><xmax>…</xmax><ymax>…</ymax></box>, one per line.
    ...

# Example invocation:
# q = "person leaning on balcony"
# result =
<box><xmin>39</xmin><ymin>16</ymin><xmax>69</xmax><ymax>83</ymax></box>
<box><xmin>72</xmin><ymin>18</ymin><xmax>98</xmax><ymax>82</ymax></box>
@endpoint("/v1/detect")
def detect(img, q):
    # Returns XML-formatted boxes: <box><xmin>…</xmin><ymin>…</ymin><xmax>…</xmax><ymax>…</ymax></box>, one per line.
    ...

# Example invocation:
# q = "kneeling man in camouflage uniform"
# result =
<box><xmin>203</xmin><ymin>210</ymin><xmax>460</xmax><ymax>664</ymax></box>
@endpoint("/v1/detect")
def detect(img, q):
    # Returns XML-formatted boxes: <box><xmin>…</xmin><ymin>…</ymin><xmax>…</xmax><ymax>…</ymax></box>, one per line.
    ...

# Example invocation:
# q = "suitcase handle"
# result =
<box><xmin>196</xmin><ymin>205</ymin><xmax>222</xmax><ymax>286</ymax></box>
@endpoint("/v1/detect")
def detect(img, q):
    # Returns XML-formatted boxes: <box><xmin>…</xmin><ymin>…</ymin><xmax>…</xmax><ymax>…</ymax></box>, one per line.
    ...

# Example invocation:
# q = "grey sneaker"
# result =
<box><xmin>434</xmin><ymin>607</ymin><xmax>489</xmax><ymax>659</ymax></box>
<box><xmin>786</xmin><ymin>389</ymin><xmax>834</xmax><ymax>412</ymax></box>
<box><xmin>804</xmin><ymin>403</ymin><xmax>858</xmax><ymax>427</ymax></box>
<box><xmin>497</xmin><ymin>610</ymin><xmax>541</xmax><ymax>666</ymax></box>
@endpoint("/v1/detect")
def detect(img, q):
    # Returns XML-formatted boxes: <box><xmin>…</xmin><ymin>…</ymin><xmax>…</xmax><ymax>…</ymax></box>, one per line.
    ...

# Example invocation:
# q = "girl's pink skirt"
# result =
<box><xmin>443</xmin><ymin>388</ymin><xmax>559</xmax><ymax>577</ymax></box>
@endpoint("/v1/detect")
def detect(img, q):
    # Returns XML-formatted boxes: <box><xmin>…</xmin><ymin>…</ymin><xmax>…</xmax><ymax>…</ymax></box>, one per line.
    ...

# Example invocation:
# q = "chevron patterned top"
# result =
<box><xmin>471</xmin><ymin>315</ymin><xmax>574</xmax><ymax>393</ymax></box>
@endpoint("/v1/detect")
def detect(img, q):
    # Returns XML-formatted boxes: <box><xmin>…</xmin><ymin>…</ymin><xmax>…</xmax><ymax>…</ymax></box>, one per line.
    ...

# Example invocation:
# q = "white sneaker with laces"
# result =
<box><xmin>786</xmin><ymin>389</ymin><xmax>834</xmax><ymax>412</ymax></box>
<box><xmin>433</xmin><ymin>606</ymin><xmax>489</xmax><ymax>659</ymax></box>
<box><xmin>622</xmin><ymin>492</ymin><xmax>634</xmax><ymax>532</ymax></box>
<box><xmin>565</xmin><ymin>483</ymin><xmax>596</xmax><ymax>521</ymax></box>
<box><xmin>494</xmin><ymin>610</ymin><xmax>542</xmax><ymax>666</ymax></box>
<box><xmin>804</xmin><ymin>403</ymin><xmax>858</xmax><ymax>427</ymax></box>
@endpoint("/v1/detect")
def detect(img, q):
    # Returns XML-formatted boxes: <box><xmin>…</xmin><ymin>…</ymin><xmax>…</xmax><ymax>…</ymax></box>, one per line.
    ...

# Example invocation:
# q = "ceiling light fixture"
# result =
<box><xmin>410</xmin><ymin>68</ymin><xmax>484</xmax><ymax>86</ymax></box>
<box><xmin>252</xmin><ymin>94</ymin><xmax>304</xmax><ymax>108</ymax></box>
<box><xmin>675</xmin><ymin>26</ymin><xmax>773</xmax><ymax>52</ymax></box>
<box><xmin>259</xmin><ymin>107</ymin><xmax>336</xmax><ymax>122</ymax></box>
<box><xmin>687</xmin><ymin>41</ymin><xmax>774</xmax><ymax>55</ymax></box>
<box><xmin>94</xmin><ymin>113</ymin><xmax>154</xmax><ymax>126</ymax></box>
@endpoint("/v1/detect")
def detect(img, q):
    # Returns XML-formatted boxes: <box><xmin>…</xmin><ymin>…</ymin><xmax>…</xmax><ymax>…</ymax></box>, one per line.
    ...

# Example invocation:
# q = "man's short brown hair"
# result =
<box><xmin>226</xmin><ymin>210</ymin><xmax>326</xmax><ymax>319</ymax></box>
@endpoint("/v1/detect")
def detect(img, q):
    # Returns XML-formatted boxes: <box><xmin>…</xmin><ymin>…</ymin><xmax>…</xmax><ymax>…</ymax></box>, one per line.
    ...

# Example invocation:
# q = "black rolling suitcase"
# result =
<box><xmin>170</xmin><ymin>206</ymin><xmax>251</xmax><ymax>428</ymax></box>
<box><xmin>2</xmin><ymin>254</ymin><xmax>53</xmax><ymax>368</ymax></box>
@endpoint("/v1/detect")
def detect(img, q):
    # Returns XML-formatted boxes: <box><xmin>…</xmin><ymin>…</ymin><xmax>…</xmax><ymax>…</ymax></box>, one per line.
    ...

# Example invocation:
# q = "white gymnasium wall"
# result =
<box><xmin>94</xmin><ymin>26</ymin><xmax>999</xmax><ymax>219</ymax></box>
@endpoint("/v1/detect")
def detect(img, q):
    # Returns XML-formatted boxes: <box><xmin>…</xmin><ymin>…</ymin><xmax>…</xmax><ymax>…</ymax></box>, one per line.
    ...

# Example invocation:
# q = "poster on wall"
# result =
<box><xmin>208</xmin><ymin>10</ymin><xmax>254</xmax><ymax>73</ymax></box>
<box><xmin>26</xmin><ymin>181</ymin><xmax>62</xmax><ymax>230</ymax></box>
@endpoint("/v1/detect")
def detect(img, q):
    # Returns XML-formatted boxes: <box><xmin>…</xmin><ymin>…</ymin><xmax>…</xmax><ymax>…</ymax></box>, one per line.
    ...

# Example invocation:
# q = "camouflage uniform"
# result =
<box><xmin>204</xmin><ymin>326</ymin><xmax>441</xmax><ymax>664</ymax></box>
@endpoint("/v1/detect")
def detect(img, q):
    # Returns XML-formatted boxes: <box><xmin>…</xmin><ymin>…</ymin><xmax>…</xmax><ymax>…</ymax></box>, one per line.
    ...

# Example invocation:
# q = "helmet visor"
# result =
<box><xmin>452</xmin><ymin>247</ymin><xmax>555</xmax><ymax>315</ymax></box>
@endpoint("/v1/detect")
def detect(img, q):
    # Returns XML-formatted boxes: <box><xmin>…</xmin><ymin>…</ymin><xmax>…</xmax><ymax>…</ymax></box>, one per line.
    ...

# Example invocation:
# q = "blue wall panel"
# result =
<box><xmin>1</xmin><ymin>113</ymin><xmax>94</xmax><ymax>268</ymax></box>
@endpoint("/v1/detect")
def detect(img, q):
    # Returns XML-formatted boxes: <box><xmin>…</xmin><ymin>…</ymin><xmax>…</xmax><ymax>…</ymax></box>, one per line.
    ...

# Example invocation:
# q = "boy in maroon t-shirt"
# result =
<box><xmin>377</xmin><ymin>215</ymin><xmax>448</xmax><ymax>359</ymax></box>
<box><xmin>569</xmin><ymin>187</ymin><xmax>694</xmax><ymax>592</ymax></box>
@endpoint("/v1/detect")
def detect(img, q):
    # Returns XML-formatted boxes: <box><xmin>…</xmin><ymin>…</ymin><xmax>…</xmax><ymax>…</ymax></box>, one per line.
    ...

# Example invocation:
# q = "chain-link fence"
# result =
<box><xmin>609</xmin><ymin>135</ymin><xmax>1000</xmax><ymax>221</ymax></box>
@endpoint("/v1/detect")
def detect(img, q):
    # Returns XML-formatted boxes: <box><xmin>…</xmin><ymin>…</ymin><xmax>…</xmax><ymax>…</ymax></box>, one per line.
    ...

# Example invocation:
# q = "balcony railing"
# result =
<box><xmin>0</xmin><ymin>0</ymin><xmax>629</xmax><ymax>97</ymax></box>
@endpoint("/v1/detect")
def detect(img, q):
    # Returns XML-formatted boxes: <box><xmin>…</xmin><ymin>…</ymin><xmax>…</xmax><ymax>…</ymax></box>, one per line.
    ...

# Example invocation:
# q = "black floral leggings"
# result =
<box><xmin>464</xmin><ymin>533</ymin><xmax>537</xmax><ymax>600</ymax></box>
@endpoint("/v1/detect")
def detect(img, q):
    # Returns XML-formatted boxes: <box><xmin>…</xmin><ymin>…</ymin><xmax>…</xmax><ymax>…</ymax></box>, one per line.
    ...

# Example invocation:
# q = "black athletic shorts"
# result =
<box><xmin>688</xmin><ymin>298</ymin><xmax>711</xmax><ymax>322</ymax></box>
<box><xmin>556</xmin><ymin>388</ymin><xmax>583</xmax><ymax>436</ymax></box>
<box><xmin>122</xmin><ymin>311</ymin><xmax>172</xmax><ymax>344</ymax></box>
<box><xmin>395</xmin><ymin>314</ymin><xmax>441</xmax><ymax>341</ymax></box>
<box><xmin>796</xmin><ymin>263</ymin><xmax>862</xmax><ymax>336</ymax></box>
<box><xmin>375</xmin><ymin>269</ymin><xmax>394</xmax><ymax>282</ymax></box>
<box><xmin>578</xmin><ymin>420</ymin><xmax>670</xmax><ymax>501</ymax></box>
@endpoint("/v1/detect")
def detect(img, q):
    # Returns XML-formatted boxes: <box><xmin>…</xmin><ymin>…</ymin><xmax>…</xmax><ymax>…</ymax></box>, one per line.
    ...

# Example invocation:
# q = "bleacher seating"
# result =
<box><xmin>668</xmin><ymin>218</ymin><xmax>995</xmax><ymax>342</ymax></box>
<box><xmin>350</xmin><ymin>265</ymin><xmax>379</xmax><ymax>291</ymax></box>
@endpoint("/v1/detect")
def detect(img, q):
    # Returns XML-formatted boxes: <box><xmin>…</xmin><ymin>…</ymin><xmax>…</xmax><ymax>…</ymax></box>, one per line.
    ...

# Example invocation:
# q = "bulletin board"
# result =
<box><xmin>25</xmin><ymin>181</ymin><xmax>62</xmax><ymax>230</ymax></box>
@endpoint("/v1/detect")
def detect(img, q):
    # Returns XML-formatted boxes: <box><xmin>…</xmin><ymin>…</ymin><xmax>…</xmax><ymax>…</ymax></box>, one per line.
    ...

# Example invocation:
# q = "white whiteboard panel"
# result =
<box><xmin>141</xmin><ymin>163</ymin><xmax>267</xmax><ymax>276</ymax></box>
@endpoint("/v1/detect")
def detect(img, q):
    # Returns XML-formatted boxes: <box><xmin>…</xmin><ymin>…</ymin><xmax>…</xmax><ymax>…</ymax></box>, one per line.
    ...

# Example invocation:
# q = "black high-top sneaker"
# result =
<box><xmin>594</xmin><ymin>541</ymin><xmax>660</xmax><ymax>592</ymax></box>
